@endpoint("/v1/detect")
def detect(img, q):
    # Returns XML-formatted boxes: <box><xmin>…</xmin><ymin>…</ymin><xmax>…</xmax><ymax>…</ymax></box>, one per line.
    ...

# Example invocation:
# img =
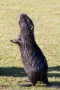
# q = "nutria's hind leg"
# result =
<box><xmin>28</xmin><ymin>73</ymin><xmax>37</xmax><ymax>86</ymax></box>
<box><xmin>19</xmin><ymin>75</ymin><xmax>37</xmax><ymax>87</ymax></box>
<box><xmin>19</xmin><ymin>78</ymin><xmax>35</xmax><ymax>87</ymax></box>
<box><xmin>22</xmin><ymin>76</ymin><xmax>37</xmax><ymax>87</ymax></box>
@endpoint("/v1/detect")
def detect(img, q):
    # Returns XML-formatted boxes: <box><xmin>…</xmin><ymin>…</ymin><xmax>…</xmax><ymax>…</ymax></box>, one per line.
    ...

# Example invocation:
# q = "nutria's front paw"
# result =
<box><xmin>10</xmin><ymin>39</ymin><xmax>18</xmax><ymax>43</ymax></box>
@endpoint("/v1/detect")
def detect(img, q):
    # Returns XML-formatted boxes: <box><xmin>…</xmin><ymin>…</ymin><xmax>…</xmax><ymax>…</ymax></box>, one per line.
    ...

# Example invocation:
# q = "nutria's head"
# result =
<box><xmin>11</xmin><ymin>14</ymin><xmax>35</xmax><ymax>45</ymax></box>
<box><xmin>18</xmin><ymin>13</ymin><xmax>34</xmax><ymax>34</ymax></box>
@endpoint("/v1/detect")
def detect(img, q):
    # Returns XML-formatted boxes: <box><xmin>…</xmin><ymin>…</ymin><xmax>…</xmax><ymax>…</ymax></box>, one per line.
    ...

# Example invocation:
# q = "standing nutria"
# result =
<box><xmin>11</xmin><ymin>13</ymin><xmax>59</xmax><ymax>87</ymax></box>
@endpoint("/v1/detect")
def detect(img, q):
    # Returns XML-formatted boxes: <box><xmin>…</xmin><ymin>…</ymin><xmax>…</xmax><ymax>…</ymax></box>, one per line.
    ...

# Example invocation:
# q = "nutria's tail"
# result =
<box><xmin>46</xmin><ymin>81</ymin><xmax>60</xmax><ymax>88</ymax></box>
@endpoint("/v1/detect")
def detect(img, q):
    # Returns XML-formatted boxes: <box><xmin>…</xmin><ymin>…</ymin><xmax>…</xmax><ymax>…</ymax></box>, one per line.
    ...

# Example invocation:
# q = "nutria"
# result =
<box><xmin>11</xmin><ymin>13</ymin><xmax>59</xmax><ymax>88</ymax></box>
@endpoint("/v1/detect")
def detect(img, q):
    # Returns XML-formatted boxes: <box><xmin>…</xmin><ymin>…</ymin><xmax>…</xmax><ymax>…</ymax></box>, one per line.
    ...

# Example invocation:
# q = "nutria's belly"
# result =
<box><xmin>21</xmin><ymin>51</ymin><xmax>47</xmax><ymax>74</ymax></box>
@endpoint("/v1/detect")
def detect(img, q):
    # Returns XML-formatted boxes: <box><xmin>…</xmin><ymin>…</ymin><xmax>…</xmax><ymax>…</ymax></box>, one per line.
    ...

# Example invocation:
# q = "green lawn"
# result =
<box><xmin>0</xmin><ymin>0</ymin><xmax>60</xmax><ymax>90</ymax></box>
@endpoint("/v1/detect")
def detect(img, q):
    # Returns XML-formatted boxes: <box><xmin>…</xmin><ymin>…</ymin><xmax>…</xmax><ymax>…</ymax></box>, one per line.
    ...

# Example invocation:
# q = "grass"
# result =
<box><xmin>0</xmin><ymin>0</ymin><xmax>60</xmax><ymax>90</ymax></box>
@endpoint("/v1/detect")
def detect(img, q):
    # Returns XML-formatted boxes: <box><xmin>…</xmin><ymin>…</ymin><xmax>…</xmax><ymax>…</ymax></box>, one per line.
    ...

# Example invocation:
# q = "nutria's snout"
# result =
<box><xmin>18</xmin><ymin>13</ymin><xmax>34</xmax><ymax>32</ymax></box>
<box><xmin>20</xmin><ymin>13</ymin><xmax>26</xmax><ymax>18</ymax></box>
<box><xmin>18</xmin><ymin>13</ymin><xmax>27</xmax><ymax>25</ymax></box>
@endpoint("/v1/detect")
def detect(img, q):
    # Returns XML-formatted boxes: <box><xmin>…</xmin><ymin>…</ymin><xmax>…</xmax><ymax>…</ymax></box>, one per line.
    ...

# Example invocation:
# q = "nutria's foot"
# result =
<box><xmin>23</xmin><ymin>79</ymin><xmax>30</xmax><ymax>82</ymax></box>
<box><xmin>19</xmin><ymin>84</ymin><xmax>33</xmax><ymax>87</ymax></box>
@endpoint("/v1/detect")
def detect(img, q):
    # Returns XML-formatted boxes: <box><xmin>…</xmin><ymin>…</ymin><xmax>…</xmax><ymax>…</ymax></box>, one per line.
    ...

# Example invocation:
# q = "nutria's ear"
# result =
<box><xmin>10</xmin><ymin>39</ymin><xmax>18</xmax><ymax>44</ymax></box>
<box><xmin>31</xmin><ymin>26</ymin><xmax>33</xmax><ymax>30</ymax></box>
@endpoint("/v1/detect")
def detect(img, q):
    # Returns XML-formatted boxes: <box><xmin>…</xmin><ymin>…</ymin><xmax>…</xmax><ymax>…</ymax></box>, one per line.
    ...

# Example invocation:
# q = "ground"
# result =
<box><xmin>0</xmin><ymin>0</ymin><xmax>60</xmax><ymax>90</ymax></box>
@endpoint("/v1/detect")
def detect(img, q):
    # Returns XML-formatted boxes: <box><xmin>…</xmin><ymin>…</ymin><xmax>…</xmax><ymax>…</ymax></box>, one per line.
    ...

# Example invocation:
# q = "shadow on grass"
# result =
<box><xmin>0</xmin><ymin>66</ymin><xmax>60</xmax><ymax>78</ymax></box>
<box><xmin>48</xmin><ymin>66</ymin><xmax>60</xmax><ymax>86</ymax></box>
<box><xmin>0</xmin><ymin>66</ymin><xmax>60</xmax><ymax>86</ymax></box>
<box><xmin>0</xmin><ymin>67</ymin><xmax>27</xmax><ymax>77</ymax></box>
<box><xmin>48</xmin><ymin>66</ymin><xmax>60</xmax><ymax>78</ymax></box>
<box><xmin>48</xmin><ymin>66</ymin><xmax>60</xmax><ymax>72</ymax></box>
